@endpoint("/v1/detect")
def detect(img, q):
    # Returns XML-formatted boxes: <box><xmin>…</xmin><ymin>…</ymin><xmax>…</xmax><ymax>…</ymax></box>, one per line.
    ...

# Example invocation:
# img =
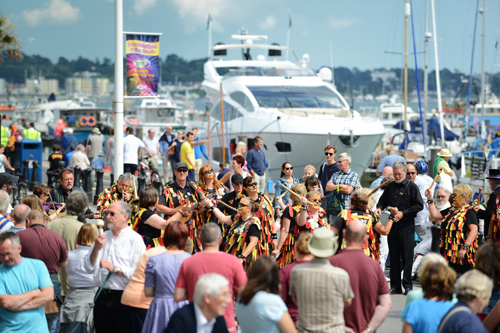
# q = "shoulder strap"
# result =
<box><xmin>321</xmin><ymin>163</ymin><xmax>326</xmax><ymax>174</ymax></box>
<box><xmin>438</xmin><ymin>306</ymin><xmax>473</xmax><ymax>333</ymax></box>
<box><xmin>0</xmin><ymin>217</ymin><xmax>10</xmax><ymax>230</ymax></box>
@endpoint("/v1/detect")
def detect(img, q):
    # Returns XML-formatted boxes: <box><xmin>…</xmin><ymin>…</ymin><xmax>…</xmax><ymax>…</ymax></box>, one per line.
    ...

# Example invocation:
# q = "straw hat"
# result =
<box><xmin>307</xmin><ymin>228</ymin><xmax>338</xmax><ymax>258</ymax></box>
<box><xmin>437</xmin><ymin>149</ymin><xmax>453</xmax><ymax>157</ymax></box>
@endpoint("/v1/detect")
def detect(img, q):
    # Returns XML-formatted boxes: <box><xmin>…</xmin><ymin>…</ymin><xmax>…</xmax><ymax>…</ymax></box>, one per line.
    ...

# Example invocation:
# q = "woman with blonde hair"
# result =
<box><xmin>234</xmin><ymin>141</ymin><xmax>248</xmax><ymax>171</ymax></box>
<box><xmin>279</xmin><ymin>233</ymin><xmax>314</xmax><ymax>325</ymax></box>
<box><xmin>296</xmin><ymin>191</ymin><xmax>329</xmax><ymax>236</ymax></box>
<box><xmin>22</xmin><ymin>194</ymin><xmax>52</xmax><ymax>222</ymax></box>
<box><xmin>60</xmin><ymin>223</ymin><xmax>99</xmax><ymax>332</ymax></box>
<box><xmin>273</xmin><ymin>184</ymin><xmax>307</xmax><ymax>268</ymax></box>
<box><xmin>426</xmin><ymin>184</ymin><xmax>479</xmax><ymax>275</ymax></box>
<box><xmin>438</xmin><ymin>270</ymin><xmax>492</xmax><ymax>333</ymax></box>
<box><xmin>302</xmin><ymin>165</ymin><xmax>316</xmax><ymax>182</ymax></box>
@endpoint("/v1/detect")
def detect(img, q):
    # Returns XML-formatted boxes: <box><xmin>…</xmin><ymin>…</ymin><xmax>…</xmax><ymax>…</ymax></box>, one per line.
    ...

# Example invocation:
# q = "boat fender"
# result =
<box><xmin>87</xmin><ymin>116</ymin><xmax>96</xmax><ymax>127</ymax></box>
<box><xmin>80</xmin><ymin>116</ymin><xmax>88</xmax><ymax>126</ymax></box>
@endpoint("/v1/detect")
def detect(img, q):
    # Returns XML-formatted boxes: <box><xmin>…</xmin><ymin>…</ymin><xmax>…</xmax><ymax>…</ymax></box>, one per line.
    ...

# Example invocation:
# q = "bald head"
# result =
<box><xmin>381</xmin><ymin>166</ymin><xmax>393</xmax><ymax>178</ymax></box>
<box><xmin>13</xmin><ymin>204</ymin><xmax>31</xmax><ymax>226</ymax></box>
<box><xmin>345</xmin><ymin>219</ymin><xmax>367</xmax><ymax>247</ymax></box>
<box><xmin>27</xmin><ymin>210</ymin><xmax>45</xmax><ymax>227</ymax></box>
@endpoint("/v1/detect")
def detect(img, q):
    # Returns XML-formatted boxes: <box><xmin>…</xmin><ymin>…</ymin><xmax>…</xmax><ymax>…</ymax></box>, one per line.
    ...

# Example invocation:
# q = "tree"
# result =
<box><xmin>0</xmin><ymin>12</ymin><xmax>22</xmax><ymax>62</ymax></box>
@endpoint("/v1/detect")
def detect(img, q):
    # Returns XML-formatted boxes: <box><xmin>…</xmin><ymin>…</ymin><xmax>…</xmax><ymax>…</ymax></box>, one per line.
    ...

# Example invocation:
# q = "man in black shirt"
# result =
<box><xmin>478</xmin><ymin>169</ymin><xmax>500</xmax><ymax>242</ymax></box>
<box><xmin>318</xmin><ymin>145</ymin><xmax>340</xmax><ymax>207</ymax></box>
<box><xmin>375</xmin><ymin>161</ymin><xmax>423</xmax><ymax>295</ymax></box>
<box><xmin>217</xmin><ymin>173</ymin><xmax>244</xmax><ymax>216</ymax></box>
<box><xmin>48</xmin><ymin>144</ymin><xmax>64</xmax><ymax>171</ymax></box>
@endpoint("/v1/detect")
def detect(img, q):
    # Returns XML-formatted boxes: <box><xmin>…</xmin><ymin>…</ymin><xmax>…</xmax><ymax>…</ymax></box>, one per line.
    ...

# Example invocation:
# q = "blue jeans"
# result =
<box><xmin>47</xmin><ymin>273</ymin><xmax>62</xmax><ymax>333</ymax></box>
<box><xmin>187</xmin><ymin>169</ymin><xmax>195</xmax><ymax>182</ymax></box>
<box><xmin>47</xmin><ymin>315</ymin><xmax>60</xmax><ymax>333</ymax></box>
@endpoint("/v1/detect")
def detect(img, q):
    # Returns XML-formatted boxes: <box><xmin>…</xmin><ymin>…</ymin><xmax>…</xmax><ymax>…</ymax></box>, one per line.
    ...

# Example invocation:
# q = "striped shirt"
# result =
<box><xmin>290</xmin><ymin>258</ymin><xmax>354</xmax><ymax>333</ymax></box>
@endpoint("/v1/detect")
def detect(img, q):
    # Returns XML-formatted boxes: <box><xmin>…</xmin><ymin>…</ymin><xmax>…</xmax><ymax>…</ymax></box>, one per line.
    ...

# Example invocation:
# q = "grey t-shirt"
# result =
<box><xmin>87</xmin><ymin>135</ymin><xmax>104</xmax><ymax>158</ymax></box>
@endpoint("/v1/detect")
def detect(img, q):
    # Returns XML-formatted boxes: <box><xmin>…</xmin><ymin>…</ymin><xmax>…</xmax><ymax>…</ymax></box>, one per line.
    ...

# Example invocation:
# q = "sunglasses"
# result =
<box><xmin>406</xmin><ymin>172</ymin><xmax>416</xmax><ymax>175</ymax></box>
<box><xmin>238</xmin><ymin>203</ymin><xmax>250</xmax><ymax>208</ymax></box>
<box><xmin>436</xmin><ymin>195</ymin><xmax>446</xmax><ymax>199</ymax></box>
<box><xmin>310</xmin><ymin>199</ymin><xmax>321</xmax><ymax>204</ymax></box>
<box><xmin>106</xmin><ymin>211</ymin><xmax>118</xmax><ymax>216</ymax></box>
<box><xmin>308</xmin><ymin>186</ymin><xmax>320</xmax><ymax>191</ymax></box>
<box><xmin>325</xmin><ymin>152</ymin><xmax>334</xmax><ymax>156</ymax></box>
<box><xmin>203</xmin><ymin>169</ymin><xmax>214</xmax><ymax>174</ymax></box>
<box><xmin>246</xmin><ymin>182</ymin><xmax>258</xmax><ymax>187</ymax></box>
<box><xmin>285</xmin><ymin>167</ymin><xmax>293</xmax><ymax>170</ymax></box>
<box><xmin>176</xmin><ymin>169</ymin><xmax>188</xmax><ymax>173</ymax></box>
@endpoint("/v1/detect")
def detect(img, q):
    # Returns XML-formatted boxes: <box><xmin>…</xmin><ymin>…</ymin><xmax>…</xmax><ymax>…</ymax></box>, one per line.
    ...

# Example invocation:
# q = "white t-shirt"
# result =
<box><xmin>414</xmin><ymin>174</ymin><xmax>434</xmax><ymax>227</ymax></box>
<box><xmin>142</xmin><ymin>136</ymin><xmax>159</xmax><ymax>155</ymax></box>
<box><xmin>123</xmin><ymin>135</ymin><xmax>145</xmax><ymax>164</ymax></box>
<box><xmin>66</xmin><ymin>246</ymin><xmax>95</xmax><ymax>288</ymax></box>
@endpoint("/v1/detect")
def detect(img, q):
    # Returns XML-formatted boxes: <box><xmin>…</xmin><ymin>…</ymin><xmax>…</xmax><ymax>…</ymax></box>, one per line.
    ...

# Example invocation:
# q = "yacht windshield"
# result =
<box><xmin>217</xmin><ymin>67</ymin><xmax>316</xmax><ymax>78</ymax></box>
<box><xmin>247</xmin><ymin>86</ymin><xmax>347</xmax><ymax>109</ymax></box>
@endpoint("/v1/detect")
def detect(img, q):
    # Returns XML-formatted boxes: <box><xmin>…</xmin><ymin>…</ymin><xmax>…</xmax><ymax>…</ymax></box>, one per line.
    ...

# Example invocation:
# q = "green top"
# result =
<box><xmin>433</xmin><ymin>157</ymin><xmax>445</xmax><ymax>177</ymax></box>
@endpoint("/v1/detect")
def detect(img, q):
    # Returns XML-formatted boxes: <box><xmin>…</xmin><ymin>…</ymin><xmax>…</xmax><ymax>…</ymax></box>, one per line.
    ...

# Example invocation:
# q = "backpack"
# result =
<box><xmin>327</xmin><ymin>187</ymin><xmax>345</xmax><ymax>217</ymax></box>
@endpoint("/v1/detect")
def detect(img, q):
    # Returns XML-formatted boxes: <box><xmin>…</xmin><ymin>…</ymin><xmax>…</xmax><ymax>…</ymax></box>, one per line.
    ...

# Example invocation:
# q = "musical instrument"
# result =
<box><xmin>178</xmin><ymin>193</ymin><xmax>216</xmax><ymax>223</ymax></box>
<box><xmin>428</xmin><ymin>169</ymin><xmax>442</xmax><ymax>192</ymax></box>
<box><xmin>125</xmin><ymin>173</ymin><xmax>139</xmax><ymax>212</ymax></box>
<box><xmin>368</xmin><ymin>177</ymin><xmax>394</xmax><ymax>197</ymax></box>
<box><xmin>279</xmin><ymin>183</ymin><xmax>315</xmax><ymax>206</ymax></box>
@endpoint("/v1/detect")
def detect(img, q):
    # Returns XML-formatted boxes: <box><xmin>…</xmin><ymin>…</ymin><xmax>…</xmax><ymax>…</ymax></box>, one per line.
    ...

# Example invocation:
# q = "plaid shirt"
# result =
<box><xmin>329</xmin><ymin>169</ymin><xmax>359</xmax><ymax>209</ymax></box>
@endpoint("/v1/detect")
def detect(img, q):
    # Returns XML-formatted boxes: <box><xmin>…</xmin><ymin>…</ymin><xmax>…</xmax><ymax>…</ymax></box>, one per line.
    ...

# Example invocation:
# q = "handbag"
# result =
<box><xmin>167</xmin><ymin>145</ymin><xmax>175</xmax><ymax>156</ymax></box>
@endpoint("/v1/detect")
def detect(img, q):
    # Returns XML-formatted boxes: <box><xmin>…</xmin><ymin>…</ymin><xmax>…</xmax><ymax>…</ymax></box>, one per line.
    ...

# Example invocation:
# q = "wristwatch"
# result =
<box><xmin>461</xmin><ymin>244</ymin><xmax>471</xmax><ymax>251</ymax></box>
<box><xmin>427</xmin><ymin>199</ymin><xmax>434</xmax><ymax>204</ymax></box>
<box><xmin>237</xmin><ymin>254</ymin><xmax>246</xmax><ymax>260</ymax></box>
<box><xmin>365</xmin><ymin>326</ymin><xmax>373</xmax><ymax>333</ymax></box>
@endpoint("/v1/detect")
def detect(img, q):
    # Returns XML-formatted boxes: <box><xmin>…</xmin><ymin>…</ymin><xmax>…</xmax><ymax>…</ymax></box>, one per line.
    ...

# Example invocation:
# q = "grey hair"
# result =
<box><xmin>393</xmin><ymin>161</ymin><xmax>407</xmax><ymax>172</ymax></box>
<box><xmin>193</xmin><ymin>273</ymin><xmax>229</xmax><ymax>305</ymax></box>
<box><xmin>455</xmin><ymin>270</ymin><xmax>493</xmax><ymax>301</ymax></box>
<box><xmin>200</xmin><ymin>223</ymin><xmax>221</xmax><ymax>245</ymax></box>
<box><xmin>77</xmin><ymin>144</ymin><xmax>85</xmax><ymax>152</ymax></box>
<box><xmin>117</xmin><ymin>173</ymin><xmax>132</xmax><ymax>183</ymax></box>
<box><xmin>67</xmin><ymin>190</ymin><xmax>89</xmax><ymax>216</ymax></box>
<box><xmin>338</xmin><ymin>152</ymin><xmax>351</xmax><ymax>164</ymax></box>
<box><xmin>0</xmin><ymin>190</ymin><xmax>9</xmax><ymax>214</ymax></box>
<box><xmin>117</xmin><ymin>201</ymin><xmax>132</xmax><ymax>221</ymax></box>
<box><xmin>417</xmin><ymin>253</ymin><xmax>448</xmax><ymax>280</ymax></box>
<box><xmin>13</xmin><ymin>204</ymin><xmax>31</xmax><ymax>225</ymax></box>
<box><xmin>435</xmin><ymin>188</ymin><xmax>450</xmax><ymax>197</ymax></box>
<box><xmin>0</xmin><ymin>232</ymin><xmax>20</xmax><ymax>249</ymax></box>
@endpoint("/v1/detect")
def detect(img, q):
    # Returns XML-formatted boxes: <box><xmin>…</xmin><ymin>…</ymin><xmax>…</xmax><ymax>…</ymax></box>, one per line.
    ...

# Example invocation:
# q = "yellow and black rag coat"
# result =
<box><xmin>275</xmin><ymin>205</ymin><xmax>301</xmax><ymax>269</ymax></box>
<box><xmin>224</xmin><ymin>215</ymin><xmax>263</xmax><ymax>271</ymax></box>
<box><xmin>96</xmin><ymin>183</ymin><xmax>136</xmax><ymax>213</ymax></box>
<box><xmin>338</xmin><ymin>209</ymin><xmax>381</xmax><ymax>262</ymax></box>
<box><xmin>131</xmin><ymin>208</ymin><xmax>163</xmax><ymax>249</ymax></box>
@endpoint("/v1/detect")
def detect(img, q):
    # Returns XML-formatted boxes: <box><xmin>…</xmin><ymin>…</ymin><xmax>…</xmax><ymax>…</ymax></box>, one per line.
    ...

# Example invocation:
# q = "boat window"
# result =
<box><xmin>392</xmin><ymin>113</ymin><xmax>402</xmax><ymax>120</ymax></box>
<box><xmin>230</xmin><ymin>92</ymin><xmax>254</xmax><ymax>112</ymax></box>
<box><xmin>382</xmin><ymin>113</ymin><xmax>389</xmax><ymax>120</ymax></box>
<box><xmin>217</xmin><ymin>66</ymin><xmax>316</xmax><ymax>78</ymax></box>
<box><xmin>487</xmin><ymin>108</ymin><xmax>495</xmax><ymax>114</ymax></box>
<box><xmin>275</xmin><ymin>142</ymin><xmax>291</xmax><ymax>152</ymax></box>
<box><xmin>211</xmin><ymin>102</ymin><xmax>243</xmax><ymax>121</ymax></box>
<box><xmin>247</xmin><ymin>86</ymin><xmax>346</xmax><ymax>109</ymax></box>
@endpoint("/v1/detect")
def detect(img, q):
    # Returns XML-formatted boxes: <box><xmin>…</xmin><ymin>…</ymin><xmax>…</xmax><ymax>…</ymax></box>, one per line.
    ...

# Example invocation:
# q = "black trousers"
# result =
<box><xmin>120</xmin><ymin>304</ymin><xmax>148</xmax><ymax>333</ymax></box>
<box><xmin>388</xmin><ymin>221</ymin><xmax>414</xmax><ymax>292</ymax></box>
<box><xmin>124</xmin><ymin>164</ymin><xmax>138</xmax><ymax>174</ymax></box>
<box><xmin>94</xmin><ymin>290</ymin><xmax>123</xmax><ymax>333</ymax></box>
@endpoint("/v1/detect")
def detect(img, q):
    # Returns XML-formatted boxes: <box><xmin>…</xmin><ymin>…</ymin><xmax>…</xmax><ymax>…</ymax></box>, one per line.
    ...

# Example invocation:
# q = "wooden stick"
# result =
<box><xmin>279</xmin><ymin>186</ymin><xmax>290</xmax><ymax>199</ymax></box>
<box><xmin>428</xmin><ymin>169</ymin><xmax>442</xmax><ymax>192</ymax></box>
<box><xmin>215</xmin><ymin>199</ymin><xmax>238</xmax><ymax>212</ymax></box>
<box><xmin>478</xmin><ymin>187</ymin><xmax>483</xmax><ymax>204</ymax></box>
<box><xmin>48</xmin><ymin>192</ymin><xmax>60</xmax><ymax>219</ymax></box>
<box><xmin>280</xmin><ymin>183</ymin><xmax>314</xmax><ymax>205</ymax></box>
<box><xmin>368</xmin><ymin>177</ymin><xmax>394</xmax><ymax>197</ymax></box>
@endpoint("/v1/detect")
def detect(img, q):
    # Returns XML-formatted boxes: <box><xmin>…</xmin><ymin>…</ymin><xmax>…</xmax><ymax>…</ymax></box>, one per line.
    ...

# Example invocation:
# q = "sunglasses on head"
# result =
<box><xmin>176</xmin><ymin>169</ymin><xmax>188</xmax><ymax>173</ymax></box>
<box><xmin>203</xmin><ymin>169</ymin><xmax>214</xmax><ymax>174</ymax></box>
<box><xmin>285</xmin><ymin>167</ymin><xmax>293</xmax><ymax>170</ymax></box>
<box><xmin>325</xmin><ymin>152</ymin><xmax>334</xmax><ymax>156</ymax></box>
<box><xmin>406</xmin><ymin>172</ymin><xmax>416</xmax><ymax>175</ymax></box>
<box><xmin>246</xmin><ymin>182</ymin><xmax>257</xmax><ymax>187</ymax></box>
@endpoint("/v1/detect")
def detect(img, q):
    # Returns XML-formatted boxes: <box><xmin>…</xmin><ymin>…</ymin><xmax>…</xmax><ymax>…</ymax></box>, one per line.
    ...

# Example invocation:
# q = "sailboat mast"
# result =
<box><xmin>480</xmin><ymin>0</ymin><xmax>486</xmax><ymax>128</ymax></box>
<box><xmin>424</xmin><ymin>0</ymin><xmax>430</xmax><ymax>142</ymax></box>
<box><xmin>404</xmin><ymin>0</ymin><xmax>409</xmax><ymax>157</ymax></box>
<box><xmin>431</xmin><ymin>0</ymin><xmax>445</xmax><ymax>145</ymax></box>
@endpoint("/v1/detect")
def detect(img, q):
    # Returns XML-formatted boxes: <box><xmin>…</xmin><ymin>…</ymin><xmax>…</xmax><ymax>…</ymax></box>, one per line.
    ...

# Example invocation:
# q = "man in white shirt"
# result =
<box><xmin>123</xmin><ymin>127</ymin><xmax>152</xmax><ymax>174</ymax></box>
<box><xmin>142</xmin><ymin>129</ymin><xmax>160</xmax><ymax>169</ymax></box>
<box><xmin>84</xmin><ymin>201</ymin><xmax>145</xmax><ymax>333</ymax></box>
<box><xmin>410</xmin><ymin>161</ymin><xmax>434</xmax><ymax>241</ymax></box>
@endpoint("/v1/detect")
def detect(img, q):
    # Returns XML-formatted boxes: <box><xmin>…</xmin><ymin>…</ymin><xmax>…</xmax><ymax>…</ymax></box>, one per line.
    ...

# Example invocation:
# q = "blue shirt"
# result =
<box><xmin>427</xmin><ymin>117</ymin><xmax>440</xmax><ymax>131</ymax></box>
<box><xmin>217</xmin><ymin>168</ymin><xmax>231</xmax><ymax>189</ymax></box>
<box><xmin>376</xmin><ymin>153</ymin><xmax>406</xmax><ymax>174</ymax></box>
<box><xmin>62</xmin><ymin>134</ymin><xmax>77</xmax><ymax>156</ymax></box>
<box><xmin>246</xmin><ymin>148</ymin><xmax>268</xmax><ymax>176</ymax></box>
<box><xmin>193</xmin><ymin>136</ymin><xmax>209</xmax><ymax>160</ymax></box>
<box><xmin>64</xmin><ymin>151</ymin><xmax>76</xmax><ymax>168</ymax></box>
<box><xmin>274</xmin><ymin>176</ymin><xmax>300</xmax><ymax>208</ymax></box>
<box><xmin>237</xmin><ymin>291</ymin><xmax>287</xmax><ymax>333</ymax></box>
<box><xmin>329</xmin><ymin>169</ymin><xmax>359</xmax><ymax>209</ymax></box>
<box><xmin>402</xmin><ymin>298</ymin><xmax>454</xmax><ymax>333</ymax></box>
<box><xmin>0</xmin><ymin>257</ymin><xmax>53</xmax><ymax>333</ymax></box>
<box><xmin>370</xmin><ymin>175</ymin><xmax>384</xmax><ymax>189</ymax></box>
<box><xmin>159</xmin><ymin>133</ymin><xmax>175</xmax><ymax>155</ymax></box>
<box><xmin>91</xmin><ymin>156</ymin><xmax>105</xmax><ymax>170</ymax></box>
<box><xmin>438</xmin><ymin>301</ymin><xmax>489</xmax><ymax>333</ymax></box>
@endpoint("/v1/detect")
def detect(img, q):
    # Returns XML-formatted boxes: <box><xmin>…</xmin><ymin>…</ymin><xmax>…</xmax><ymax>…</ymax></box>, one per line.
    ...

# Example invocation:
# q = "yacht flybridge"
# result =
<box><xmin>190</xmin><ymin>28</ymin><xmax>385</xmax><ymax>178</ymax></box>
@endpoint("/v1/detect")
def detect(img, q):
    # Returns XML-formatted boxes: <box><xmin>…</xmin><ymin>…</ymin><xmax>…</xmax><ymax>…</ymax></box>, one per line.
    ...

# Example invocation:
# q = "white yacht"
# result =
<box><xmin>188</xmin><ymin>29</ymin><xmax>385</xmax><ymax>178</ymax></box>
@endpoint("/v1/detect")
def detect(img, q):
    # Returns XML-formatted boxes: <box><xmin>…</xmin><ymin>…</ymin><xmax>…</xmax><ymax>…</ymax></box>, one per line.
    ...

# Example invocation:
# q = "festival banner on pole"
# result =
<box><xmin>125</xmin><ymin>34</ymin><xmax>160</xmax><ymax>96</ymax></box>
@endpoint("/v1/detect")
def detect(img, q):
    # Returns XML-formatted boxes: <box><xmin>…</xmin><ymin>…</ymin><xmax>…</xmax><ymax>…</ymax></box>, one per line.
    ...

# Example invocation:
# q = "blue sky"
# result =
<box><xmin>4</xmin><ymin>0</ymin><xmax>500</xmax><ymax>73</ymax></box>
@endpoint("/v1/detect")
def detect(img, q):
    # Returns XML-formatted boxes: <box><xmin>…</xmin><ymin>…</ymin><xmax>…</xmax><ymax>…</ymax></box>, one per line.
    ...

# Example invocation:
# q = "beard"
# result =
<box><xmin>394</xmin><ymin>178</ymin><xmax>404</xmax><ymax>184</ymax></box>
<box><xmin>436</xmin><ymin>201</ymin><xmax>447</xmax><ymax>210</ymax></box>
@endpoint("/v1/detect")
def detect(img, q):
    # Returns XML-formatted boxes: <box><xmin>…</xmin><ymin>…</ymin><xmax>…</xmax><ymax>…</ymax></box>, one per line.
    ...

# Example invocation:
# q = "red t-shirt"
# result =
<box><xmin>279</xmin><ymin>260</ymin><xmax>308</xmax><ymax>325</ymax></box>
<box><xmin>175</xmin><ymin>251</ymin><xmax>247</xmax><ymax>332</ymax></box>
<box><xmin>330</xmin><ymin>249</ymin><xmax>389</xmax><ymax>333</ymax></box>
<box><xmin>18</xmin><ymin>225</ymin><xmax>68</xmax><ymax>274</ymax></box>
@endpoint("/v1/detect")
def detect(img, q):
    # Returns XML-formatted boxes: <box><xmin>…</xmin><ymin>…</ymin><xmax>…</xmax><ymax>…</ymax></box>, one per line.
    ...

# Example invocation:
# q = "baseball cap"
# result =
<box><xmin>175</xmin><ymin>162</ymin><xmax>188</xmax><ymax>170</ymax></box>
<box><xmin>0</xmin><ymin>173</ymin><xmax>19</xmax><ymax>187</ymax></box>
<box><xmin>231</xmin><ymin>173</ymin><xmax>244</xmax><ymax>184</ymax></box>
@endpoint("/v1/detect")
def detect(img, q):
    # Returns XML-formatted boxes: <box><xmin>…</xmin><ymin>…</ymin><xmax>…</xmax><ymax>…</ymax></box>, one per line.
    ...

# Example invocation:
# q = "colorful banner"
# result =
<box><xmin>126</xmin><ymin>34</ymin><xmax>160</xmax><ymax>96</ymax></box>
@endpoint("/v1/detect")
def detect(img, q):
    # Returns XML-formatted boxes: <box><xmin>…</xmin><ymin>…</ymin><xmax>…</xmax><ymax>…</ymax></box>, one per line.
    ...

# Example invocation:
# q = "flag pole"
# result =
<box><xmin>286</xmin><ymin>11</ymin><xmax>291</xmax><ymax>61</ymax></box>
<box><xmin>220</xmin><ymin>83</ymin><xmax>226</xmax><ymax>162</ymax></box>
<box><xmin>114</xmin><ymin>0</ymin><xmax>124</xmax><ymax>177</ymax></box>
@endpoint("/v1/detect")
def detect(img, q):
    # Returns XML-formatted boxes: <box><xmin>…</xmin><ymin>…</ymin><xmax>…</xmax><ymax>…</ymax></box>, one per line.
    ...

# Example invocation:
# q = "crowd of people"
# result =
<box><xmin>2</xmin><ymin>127</ymin><xmax>500</xmax><ymax>333</ymax></box>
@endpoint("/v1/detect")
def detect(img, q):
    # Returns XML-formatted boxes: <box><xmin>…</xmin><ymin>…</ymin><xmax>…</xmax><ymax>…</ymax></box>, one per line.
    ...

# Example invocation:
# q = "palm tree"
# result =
<box><xmin>0</xmin><ymin>12</ymin><xmax>22</xmax><ymax>62</ymax></box>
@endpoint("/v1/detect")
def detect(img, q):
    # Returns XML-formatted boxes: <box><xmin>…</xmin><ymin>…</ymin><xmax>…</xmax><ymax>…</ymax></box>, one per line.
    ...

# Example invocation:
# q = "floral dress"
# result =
<box><xmin>225</xmin><ymin>215</ymin><xmax>263</xmax><ymax>271</ymax></box>
<box><xmin>275</xmin><ymin>205</ymin><xmax>301</xmax><ymax>269</ymax></box>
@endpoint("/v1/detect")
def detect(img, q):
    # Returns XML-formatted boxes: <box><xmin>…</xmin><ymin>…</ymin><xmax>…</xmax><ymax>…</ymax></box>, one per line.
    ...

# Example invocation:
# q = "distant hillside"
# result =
<box><xmin>1</xmin><ymin>52</ymin><xmax>499</xmax><ymax>99</ymax></box>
